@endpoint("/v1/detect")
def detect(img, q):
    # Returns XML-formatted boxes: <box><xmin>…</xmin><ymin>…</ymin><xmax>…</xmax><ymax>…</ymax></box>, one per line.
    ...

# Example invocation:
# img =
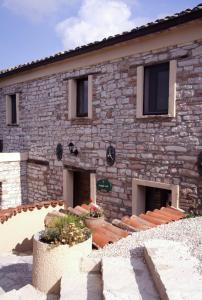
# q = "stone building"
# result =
<box><xmin>0</xmin><ymin>4</ymin><xmax>202</xmax><ymax>219</ymax></box>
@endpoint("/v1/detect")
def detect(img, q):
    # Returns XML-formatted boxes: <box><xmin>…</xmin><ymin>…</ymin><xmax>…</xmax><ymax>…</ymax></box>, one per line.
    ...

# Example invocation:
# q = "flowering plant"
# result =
<box><xmin>88</xmin><ymin>203</ymin><xmax>104</xmax><ymax>218</ymax></box>
<box><xmin>83</xmin><ymin>198</ymin><xmax>103</xmax><ymax>218</ymax></box>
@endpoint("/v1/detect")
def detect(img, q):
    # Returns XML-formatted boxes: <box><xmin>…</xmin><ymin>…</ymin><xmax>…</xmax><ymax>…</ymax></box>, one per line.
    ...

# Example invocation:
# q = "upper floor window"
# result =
<box><xmin>76</xmin><ymin>77</ymin><xmax>88</xmax><ymax>117</ymax></box>
<box><xmin>143</xmin><ymin>62</ymin><xmax>169</xmax><ymax>115</ymax></box>
<box><xmin>136</xmin><ymin>60</ymin><xmax>176</xmax><ymax>119</ymax></box>
<box><xmin>68</xmin><ymin>75</ymin><xmax>93</xmax><ymax>120</ymax></box>
<box><xmin>6</xmin><ymin>93</ymin><xmax>19</xmax><ymax>126</ymax></box>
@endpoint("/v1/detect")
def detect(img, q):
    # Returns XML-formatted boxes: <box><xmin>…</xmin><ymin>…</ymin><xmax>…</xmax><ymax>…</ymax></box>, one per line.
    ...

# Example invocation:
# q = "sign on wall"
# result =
<box><xmin>96</xmin><ymin>178</ymin><xmax>112</xmax><ymax>192</ymax></box>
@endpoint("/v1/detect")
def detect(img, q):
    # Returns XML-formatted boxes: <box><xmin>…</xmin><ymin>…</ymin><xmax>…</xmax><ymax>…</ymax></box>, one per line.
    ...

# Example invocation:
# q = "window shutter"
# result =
<box><xmin>136</xmin><ymin>66</ymin><xmax>144</xmax><ymax>118</ymax></box>
<box><xmin>6</xmin><ymin>95</ymin><xmax>11</xmax><ymax>125</ymax></box>
<box><xmin>68</xmin><ymin>79</ymin><xmax>77</xmax><ymax>119</ymax></box>
<box><xmin>88</xmin><ymin>75</ymin><xmax>93</xmax><ymax>119</ymax></box>
<box><xmin>168</xmin><ymin>60</ymin><xmax>177</xmax><ymax>117</ymax></box>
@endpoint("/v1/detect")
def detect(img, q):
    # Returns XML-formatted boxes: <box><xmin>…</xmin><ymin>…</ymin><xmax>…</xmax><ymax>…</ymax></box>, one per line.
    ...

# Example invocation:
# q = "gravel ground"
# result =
<box><xmin>91</xmin><ymin>217</ymin><xmax>202</xmax><ymax>272</ymax></box>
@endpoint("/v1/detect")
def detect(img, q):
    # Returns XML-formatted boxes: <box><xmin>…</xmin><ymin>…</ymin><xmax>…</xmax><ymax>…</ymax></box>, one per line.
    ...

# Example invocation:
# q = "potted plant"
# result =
<box><xmin>32</xmin><ymin>214</ymin><xmax>92</xmax><ymax>295</ymax></box>
<box><xmin>84</xmin><ymin>202</ymin><xmax>105</xmax><ymax>228</ymax></box>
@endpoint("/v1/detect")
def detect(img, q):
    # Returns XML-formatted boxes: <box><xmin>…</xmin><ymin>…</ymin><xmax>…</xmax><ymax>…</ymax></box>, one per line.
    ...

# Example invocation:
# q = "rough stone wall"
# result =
<box><xmin>0</xmin><ymin>161</ymin><xmax>28</xmax><ymax>208</ymax></box>
<box><xmin>0</xmin><ymin>39</ymin><xmax>202</xmax><ymax>218</ymax></box>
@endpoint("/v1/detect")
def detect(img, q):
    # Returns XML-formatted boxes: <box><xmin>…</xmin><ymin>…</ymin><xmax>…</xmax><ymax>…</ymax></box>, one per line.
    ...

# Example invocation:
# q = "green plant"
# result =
<box><xmin>85</xmin><ymin>203</ymin><xmax>104</xmax><ymax>218</ymax></box>
<box><xmin>184</xmin><ymin>206</ymin><xmax>202</xmax><ymax>219</ymax></box>
<box><xmin>40</xmin><ymin>214</ymin><xmax>91</xmax><ymax>246</ymax></box>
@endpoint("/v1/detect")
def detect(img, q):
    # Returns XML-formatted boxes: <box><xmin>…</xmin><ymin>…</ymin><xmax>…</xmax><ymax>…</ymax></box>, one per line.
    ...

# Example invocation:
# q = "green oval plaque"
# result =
<box><xmin>96</xmin><ymin>178</ymin><xmax>112</xmax><ymax>192</ymax></box>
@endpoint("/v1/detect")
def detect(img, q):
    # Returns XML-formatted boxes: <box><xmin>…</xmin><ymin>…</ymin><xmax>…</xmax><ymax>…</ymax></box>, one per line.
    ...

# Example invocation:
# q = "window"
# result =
<box><xmin>136</xmin><ymin>60</ymin><xmax>176</xmax><ymax>118</ymax></box>
<box><xmin>6</xmin><ymin>93</ymin><xmax>19</xmax><ymax>126</ymax></box>
<box><xmin>76</xmin><ymin>78</ymin><xmax>88</xmax><ymax>117</ymax></box>
<box><xmin>143</xmin><ymin>62</ymin><xmax>169</xmax><ymax>115</ymax></box>
<box><xmin>0</xmin><ymin>140</ymin><xmax>3</xmax><ymax>153</ymax></box>
<box><xmin>68</xmin><ymin>75</ymin><xmax>93</xmax><ymax>120</ymax></box>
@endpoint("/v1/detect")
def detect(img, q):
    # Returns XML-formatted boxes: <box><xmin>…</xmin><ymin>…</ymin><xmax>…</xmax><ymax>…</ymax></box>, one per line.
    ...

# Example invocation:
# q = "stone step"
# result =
<box><xmin>102</xmin><ymin>257</ymin><xmax>160</xmax><ymax>300</ymax></box>
<box><xmin>60</xmin><ymin>272</ymin><xmax>102</xmax><ymax>300</ymax></box>
<box><xmin>144</xmin><ymin>239</ymin><xmax>202</xmax><ymax>300</ymax></box>
<box><xmin>0</xmin><ymin>289</ymin><xmax>17</xmax><ymax>300</ymax></box>
<box><xmin>16</xmin><ymin>284</ymin><xmax>47</xmax><ymax>300</ymax></box>
<box><xmin>0</xmin><ymin>285</ymin><xmax>53</xmax><ymax>300</ymax></box>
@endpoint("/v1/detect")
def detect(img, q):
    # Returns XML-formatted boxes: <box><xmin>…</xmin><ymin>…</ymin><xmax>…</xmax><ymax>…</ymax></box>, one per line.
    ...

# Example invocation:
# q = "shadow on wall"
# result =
<box><xmin>13</xmin><ymin>236</ymin><xmax>33</xmax><ymax>253</ymax></box>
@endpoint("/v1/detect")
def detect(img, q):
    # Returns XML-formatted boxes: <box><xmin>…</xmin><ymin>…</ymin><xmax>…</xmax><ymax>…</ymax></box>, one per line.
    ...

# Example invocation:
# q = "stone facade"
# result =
<box><xmin>0</xmin><ymin>35</ymin><xmax>202</xmax><ymax>218</ymax></box>
<box><xmin>0</xmin><ymin>157</ymin><xmax>28</xmax><ymax>208</ymax></box>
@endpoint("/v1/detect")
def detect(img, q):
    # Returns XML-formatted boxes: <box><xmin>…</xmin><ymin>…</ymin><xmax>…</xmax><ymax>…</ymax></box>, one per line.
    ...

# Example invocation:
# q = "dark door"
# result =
<box><xmin>73</xmin><ymin>171</ymin><xmax>90</xmax><ymax>207</ymax></box>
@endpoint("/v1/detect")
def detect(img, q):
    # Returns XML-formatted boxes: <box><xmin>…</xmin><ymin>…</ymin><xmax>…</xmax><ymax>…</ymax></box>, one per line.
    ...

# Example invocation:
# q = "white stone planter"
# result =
<box><xmin>32</xmin><ymin>232</ymin><xmax>92</xmax><ymax>294</ymax></box>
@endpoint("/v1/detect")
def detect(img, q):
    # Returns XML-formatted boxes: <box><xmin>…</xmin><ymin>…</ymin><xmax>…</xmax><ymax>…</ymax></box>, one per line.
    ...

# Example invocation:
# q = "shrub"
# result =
<box><xmin>40</xmin><ymin>214</ymin><xmax>91</xmax><ymax>246</ymax></box>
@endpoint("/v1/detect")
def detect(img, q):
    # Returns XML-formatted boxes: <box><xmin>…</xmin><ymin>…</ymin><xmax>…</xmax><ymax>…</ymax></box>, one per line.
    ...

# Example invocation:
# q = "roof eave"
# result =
<box><xmin>0</xmin><ymin>8</ymin><xmax>201</xmax><ymax>80</ymax></box>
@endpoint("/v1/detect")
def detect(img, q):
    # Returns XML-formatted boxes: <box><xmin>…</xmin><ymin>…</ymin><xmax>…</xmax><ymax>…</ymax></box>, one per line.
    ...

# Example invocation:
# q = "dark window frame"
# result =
<box><xmin>143</xmin><ymin>62</ymin><xmax>169</xmax><ymax>116</ymax></box>
<box><xmin>10</xmin><ymin>94</ymin><xmax>17</xmax><ymax>125</ymax></box>
<box><xmin>76</xmin><ymin>77</ymin><xmax>88</xmax><ymax>118</ymax></box>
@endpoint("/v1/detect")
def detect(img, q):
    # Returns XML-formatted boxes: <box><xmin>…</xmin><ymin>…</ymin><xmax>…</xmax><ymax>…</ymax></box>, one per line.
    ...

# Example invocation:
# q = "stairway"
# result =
<box><xmin>61</xmin><ymin>238</ymin><xmax>202</xmax><ymax>300</ymax></box>
<box><xmin>60</xmin><ymin>256</ymin><xmax>160</xmax><ymax>300</ymax></box>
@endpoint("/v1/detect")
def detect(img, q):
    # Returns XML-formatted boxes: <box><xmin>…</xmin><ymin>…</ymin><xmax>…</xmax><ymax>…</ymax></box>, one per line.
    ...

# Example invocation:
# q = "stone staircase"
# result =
<box><xmin>1</xmin><ymin>239</ymin><xmax>201</xmax><ymax>299</ymax></box>
<box><xmin>60</xmin><ymin>240</ymin><xmax>202</xmax><ymax>300</ymax></box>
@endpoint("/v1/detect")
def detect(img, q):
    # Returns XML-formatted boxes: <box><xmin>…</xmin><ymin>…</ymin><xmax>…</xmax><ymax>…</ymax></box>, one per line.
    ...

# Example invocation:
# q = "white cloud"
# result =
<box><xmin>56</xmin><ymin>0</ymin><xmax>149</xmax><ymax>50</ymax></box>
<box><xmin>2</xmin><ymin>0</ymin><xmax>68</xmax><ymax>22</ymax></box>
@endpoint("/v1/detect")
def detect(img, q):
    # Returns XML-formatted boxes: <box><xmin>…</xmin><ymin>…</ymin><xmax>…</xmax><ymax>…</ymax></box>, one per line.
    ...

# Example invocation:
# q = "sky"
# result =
<box><xmin>0</xmin><ymin>0</ymin><xmax>200</xmax><ymax>70</ymax></box>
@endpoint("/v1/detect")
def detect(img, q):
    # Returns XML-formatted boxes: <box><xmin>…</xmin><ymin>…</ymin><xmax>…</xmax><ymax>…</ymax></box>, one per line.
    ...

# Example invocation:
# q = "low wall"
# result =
<box><xmin>0</xmin><ymin>203</ymin><xmax>64</xmax><ymax>253</ymax></box>
<box><xmin>0</xmin><ymin>152</ymin><xmax>28</xmax><ymax>208</ymax></box>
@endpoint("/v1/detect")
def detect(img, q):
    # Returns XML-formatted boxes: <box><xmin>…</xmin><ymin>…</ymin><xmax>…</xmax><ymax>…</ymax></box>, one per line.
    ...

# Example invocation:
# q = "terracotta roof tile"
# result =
<box><xmin>0</xmin><ymin>200</ymin><xmax>64</xmax><ymax>223</ymax></box>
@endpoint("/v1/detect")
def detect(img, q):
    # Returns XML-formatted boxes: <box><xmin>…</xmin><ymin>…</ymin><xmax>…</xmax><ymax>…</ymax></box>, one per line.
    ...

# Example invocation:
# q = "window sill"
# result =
<box><xmin>7</xmin><ymin>124</ymin><xmax>19</xmax><ymax>127</ymax></box>
<box><xmin>70</xmin><ymin>117</ymin><xmax>93</xmax><ymax>125</ymax></box>
<box><xmin>136</xmin><ymin>113</ymin><xmax>175</xmax><ymax>119</ymax></box>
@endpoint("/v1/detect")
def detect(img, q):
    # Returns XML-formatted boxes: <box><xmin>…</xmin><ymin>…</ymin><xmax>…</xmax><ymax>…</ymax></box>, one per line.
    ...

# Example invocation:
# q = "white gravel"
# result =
<box><xmin>91</xmin><ymin>217</ymin><xmax>202</xmax><ymax>272</ymax></box>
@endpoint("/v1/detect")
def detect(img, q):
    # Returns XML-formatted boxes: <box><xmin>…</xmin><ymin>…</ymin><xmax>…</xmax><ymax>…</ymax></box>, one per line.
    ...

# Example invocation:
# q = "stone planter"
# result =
<box><xmin>84</xmin><ymin>216</ymin><xmax>105</xmax><ymax>229</ymax></box>
<box><xmin>32</xmin><ymin>232</ymin><xmax>92</xmax><ymax>295</ymax></box>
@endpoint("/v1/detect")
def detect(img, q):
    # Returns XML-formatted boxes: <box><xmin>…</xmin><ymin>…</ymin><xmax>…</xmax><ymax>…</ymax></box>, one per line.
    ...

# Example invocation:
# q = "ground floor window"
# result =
<box><xmin>132</xmin><ymin>179</ymin><xmax>179</xmax><ymax>215</ymax></box>
<box><xmin>145</xmin><ymin>187</ymin><xmax>171</xmax><ymax>212</ymax></box>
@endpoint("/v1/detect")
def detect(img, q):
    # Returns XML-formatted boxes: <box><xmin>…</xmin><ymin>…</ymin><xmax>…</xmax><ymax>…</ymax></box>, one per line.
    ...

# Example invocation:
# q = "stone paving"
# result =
<box><xmin>0</xmin><ymin>253</ymin><xmax>32</xmax><ymax>294</ymax></box>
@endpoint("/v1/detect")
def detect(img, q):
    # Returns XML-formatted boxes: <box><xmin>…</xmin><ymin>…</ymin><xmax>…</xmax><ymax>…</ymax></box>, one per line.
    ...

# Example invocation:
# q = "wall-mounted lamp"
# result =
<box><xmin>68</xmin><ymin>142</ymin><xmax>78</xmax><ymax>156</ymax></box>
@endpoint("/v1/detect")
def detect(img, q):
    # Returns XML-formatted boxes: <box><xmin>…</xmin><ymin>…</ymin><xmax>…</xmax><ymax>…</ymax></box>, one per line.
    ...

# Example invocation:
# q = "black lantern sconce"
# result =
<box><xmin>68</xmin><ymin>142</ymin><xmax>79</xmax><ymax>156</ymax></box>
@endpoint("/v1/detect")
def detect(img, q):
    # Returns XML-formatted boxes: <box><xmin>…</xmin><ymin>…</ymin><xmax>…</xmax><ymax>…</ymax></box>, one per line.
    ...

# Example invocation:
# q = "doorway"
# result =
<box><xmin>73</xmin><ymin>171</ymin><xmax>90</xmax><ymax>207</ymax></box>
<box><xmin>63</xmin><ymin>167</ymin><xmax>96</xmax><ymax>208</ymax></box>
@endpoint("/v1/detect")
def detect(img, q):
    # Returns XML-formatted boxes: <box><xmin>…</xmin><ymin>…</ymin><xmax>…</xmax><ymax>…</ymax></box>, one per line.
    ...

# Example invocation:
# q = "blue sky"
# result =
<box><xmin>0</xmin><ymin>0</ymin><xmax>200</xmax><ymax>70</ymax></box>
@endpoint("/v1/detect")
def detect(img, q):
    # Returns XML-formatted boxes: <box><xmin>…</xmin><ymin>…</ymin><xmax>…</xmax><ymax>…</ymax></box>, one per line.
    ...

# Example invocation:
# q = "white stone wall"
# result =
<box><xmin>0</xmin><ymin>160</ymin><xmax>28</xmax><ymax>208</ymax></box>
<box><xmin>0</xmin><ymin>40</ymin><xmax>202</xmax><ymax>218</ymax></box>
